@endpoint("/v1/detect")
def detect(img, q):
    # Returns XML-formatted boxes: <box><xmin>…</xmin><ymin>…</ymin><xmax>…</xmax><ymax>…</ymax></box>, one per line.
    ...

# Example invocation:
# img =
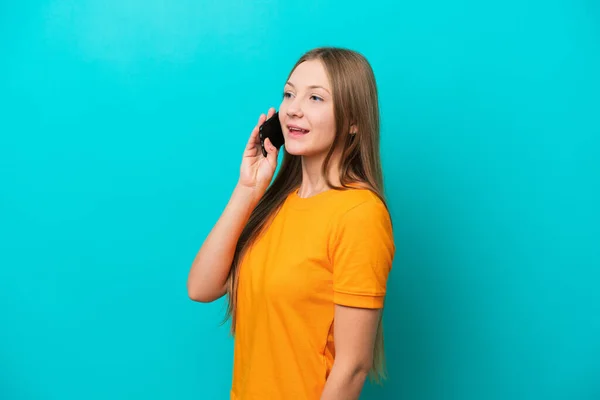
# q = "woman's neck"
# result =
<box><xmin>297</xmin><ymin>152</ymin><xmax>341</xmax><ymax>198</ymax></box>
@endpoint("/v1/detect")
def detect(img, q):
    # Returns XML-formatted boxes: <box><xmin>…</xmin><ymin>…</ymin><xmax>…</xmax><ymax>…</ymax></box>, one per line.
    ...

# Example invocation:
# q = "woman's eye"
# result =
<box><xmin>282</xmin><ymin>92</ymin><xmax>322</xmax><ymax>101</ymax></box>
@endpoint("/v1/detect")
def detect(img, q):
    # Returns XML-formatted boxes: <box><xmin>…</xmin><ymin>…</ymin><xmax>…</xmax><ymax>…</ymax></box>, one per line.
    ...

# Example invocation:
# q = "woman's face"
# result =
<box><xmin>278</xmin><ymin>60</ymin><xmax>336</xmax><ymax>157</ymax></box>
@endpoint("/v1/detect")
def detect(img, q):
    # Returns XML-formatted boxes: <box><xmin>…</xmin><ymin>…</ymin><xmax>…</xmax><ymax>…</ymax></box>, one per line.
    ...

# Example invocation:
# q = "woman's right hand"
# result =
<box><xmin>238</xmin><ymin>107</ymin><xmax>280</xmax><ymax>194</ymax></box>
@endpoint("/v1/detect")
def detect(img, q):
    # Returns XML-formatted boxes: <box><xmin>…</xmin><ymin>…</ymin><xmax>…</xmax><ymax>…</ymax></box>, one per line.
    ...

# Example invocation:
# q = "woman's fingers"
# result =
<box><xmin>244</xmin><ymin>108</ymin><xmax>276</xmax><ymax>155</ymax></box>
<box><xmin>245</xmin><ymin>113</ymin><xmax>267</xmax><ymax>151</ymax></box>
<box><xmin>264</xmin><ymin>137</ymin><xmax>278</xmax><ymax>165</ymax></box>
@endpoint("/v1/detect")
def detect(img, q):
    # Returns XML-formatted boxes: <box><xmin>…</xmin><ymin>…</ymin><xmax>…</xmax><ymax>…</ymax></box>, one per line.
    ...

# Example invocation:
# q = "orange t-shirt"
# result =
<box><xmin>230</xmin><ymin>186</ymin><xmax>395</xmax><ymax>400</ymax></box>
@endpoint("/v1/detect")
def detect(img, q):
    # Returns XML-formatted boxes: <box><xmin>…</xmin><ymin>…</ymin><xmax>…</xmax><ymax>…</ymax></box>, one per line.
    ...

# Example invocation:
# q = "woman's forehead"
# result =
<box><xmin>287</xmin><ymin>60</ymin><xmax>331</xmax><ymax>90</ymax></box>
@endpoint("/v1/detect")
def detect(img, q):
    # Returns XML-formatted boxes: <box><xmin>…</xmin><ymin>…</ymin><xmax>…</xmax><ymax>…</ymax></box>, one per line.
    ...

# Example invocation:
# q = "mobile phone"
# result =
<box><xmin>259</xmin><ymin>112</ymin><xmax>285</xmax><ymax>157</ymax></box>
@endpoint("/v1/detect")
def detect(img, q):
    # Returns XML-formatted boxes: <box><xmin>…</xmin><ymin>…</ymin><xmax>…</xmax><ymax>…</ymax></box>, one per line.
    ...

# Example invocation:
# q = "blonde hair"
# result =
<box><xmin>224</xmin><ymin>47</ymin><xmax>392</xmax><ymax>384</ymax></box>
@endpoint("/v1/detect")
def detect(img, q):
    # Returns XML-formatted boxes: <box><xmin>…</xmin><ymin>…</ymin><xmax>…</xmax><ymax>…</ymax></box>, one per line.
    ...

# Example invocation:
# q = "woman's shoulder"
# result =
<box><xmin>330</xmin><ymin>182</ymin><xmax>388</xmax><ymax>215</ymax></box>
<box><xmin>328</xmin><ymin>183</ymin><xmax>394</xmax><ymax>243</ymax></box>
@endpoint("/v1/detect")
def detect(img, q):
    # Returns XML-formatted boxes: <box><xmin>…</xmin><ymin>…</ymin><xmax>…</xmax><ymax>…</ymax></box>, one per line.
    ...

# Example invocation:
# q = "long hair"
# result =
<box><xmin>223</xmin><ymin>47</ymin><xmax>392</xmax><ymax>384</ymax></box>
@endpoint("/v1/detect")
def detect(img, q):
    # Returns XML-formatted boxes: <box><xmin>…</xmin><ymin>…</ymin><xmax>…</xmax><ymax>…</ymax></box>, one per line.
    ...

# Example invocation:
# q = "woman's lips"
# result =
<box><xmin>287</xmin><ymin>125</ymin><xmax>310</xmax><ymax>137</ymax></box>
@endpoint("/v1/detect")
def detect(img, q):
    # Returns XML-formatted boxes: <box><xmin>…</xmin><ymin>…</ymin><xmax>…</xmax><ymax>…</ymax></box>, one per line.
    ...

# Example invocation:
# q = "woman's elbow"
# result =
<box><xmin>187</xmin><ymin>284</ymin><xmax>226</xmax><ymax>303</ymax></box>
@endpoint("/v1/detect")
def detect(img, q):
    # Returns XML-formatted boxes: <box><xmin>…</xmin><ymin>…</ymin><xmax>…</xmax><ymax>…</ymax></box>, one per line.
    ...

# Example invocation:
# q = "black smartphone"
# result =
<box><xmin>259</xmin><ymin>112</ymin><xmax>285</xmax><ymax>157</ymax></box>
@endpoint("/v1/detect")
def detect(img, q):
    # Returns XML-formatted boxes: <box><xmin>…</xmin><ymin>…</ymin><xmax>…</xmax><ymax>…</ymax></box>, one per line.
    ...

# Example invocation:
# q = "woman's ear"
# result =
<box><xmin>349</xmin><ymin>123</ymin><xmax>358</xmax><ymax>135</ymax></box>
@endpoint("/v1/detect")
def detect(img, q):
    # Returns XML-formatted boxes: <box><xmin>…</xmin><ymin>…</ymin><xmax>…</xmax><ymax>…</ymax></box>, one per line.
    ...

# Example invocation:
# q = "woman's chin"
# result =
<box><xmin>284</xmin><ymin>144</ymin><xmax>331</xmax><ymax>159</ymax></box>
<box><xmin>283</xmin><ymin>144</ymin><xmax>307</xmax><ymax>156</ymax></box>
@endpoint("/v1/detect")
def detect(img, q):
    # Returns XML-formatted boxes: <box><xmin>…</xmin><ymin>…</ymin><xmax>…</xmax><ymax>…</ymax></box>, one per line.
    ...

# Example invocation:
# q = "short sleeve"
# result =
<box><xmin>330</xmin><ymin>199</ymin><xmax>395</xmax><ymax>309</ymax></box>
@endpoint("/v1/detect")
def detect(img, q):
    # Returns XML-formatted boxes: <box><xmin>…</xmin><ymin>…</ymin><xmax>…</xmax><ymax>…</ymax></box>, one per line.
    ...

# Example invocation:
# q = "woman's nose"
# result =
<box><xmin>286</xmin><ymin>99</ymin><xmax>303</xmax><ymax>118</ymax></box>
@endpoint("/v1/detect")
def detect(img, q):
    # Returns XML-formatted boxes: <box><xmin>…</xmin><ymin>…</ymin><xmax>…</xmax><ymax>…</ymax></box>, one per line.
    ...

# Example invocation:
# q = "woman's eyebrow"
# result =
<box><xmin>285</xmin><ymin>81</ymin><xmax>331</xmax><ymax>95</ymax></box>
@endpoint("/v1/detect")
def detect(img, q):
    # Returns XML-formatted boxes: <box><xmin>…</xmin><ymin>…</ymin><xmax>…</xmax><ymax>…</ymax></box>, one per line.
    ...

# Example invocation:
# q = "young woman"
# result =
<box><xmin>187</xmin><ymin>47</ymin><xmax>395</xmax><ymax>400</ymax></box>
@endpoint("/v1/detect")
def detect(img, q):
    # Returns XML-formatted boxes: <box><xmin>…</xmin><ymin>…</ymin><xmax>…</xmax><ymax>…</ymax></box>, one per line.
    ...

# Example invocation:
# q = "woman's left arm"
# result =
<box><xmin>320</xmin><ymin>304</ymin><xmax>382</xmax><ymax>400</ymax></box>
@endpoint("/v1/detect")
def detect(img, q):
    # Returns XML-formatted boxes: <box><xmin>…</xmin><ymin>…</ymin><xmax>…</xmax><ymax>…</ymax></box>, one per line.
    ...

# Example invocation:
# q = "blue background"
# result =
<box><xmin>1</xmin><ymin>1</ymin><xmax>599</xmax><ymax>399</ymax></box>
